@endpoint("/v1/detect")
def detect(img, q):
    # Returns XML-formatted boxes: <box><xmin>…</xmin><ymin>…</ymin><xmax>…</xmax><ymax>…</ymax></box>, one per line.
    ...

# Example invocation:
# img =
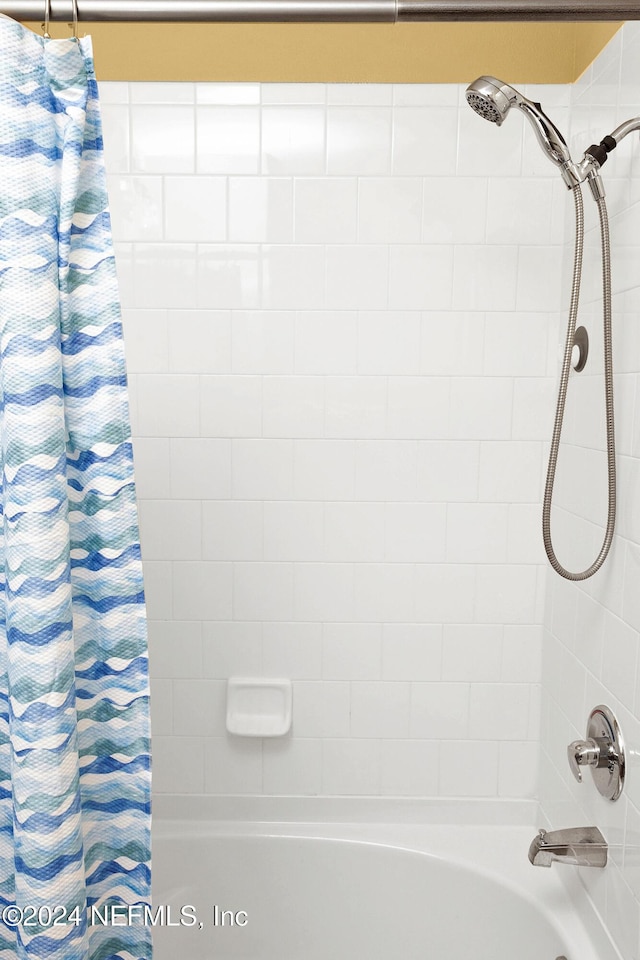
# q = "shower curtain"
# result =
<box><xmin>0</xmin><ymin>16</ymin><xmax>151</xmax><ymax>960</ymax></box>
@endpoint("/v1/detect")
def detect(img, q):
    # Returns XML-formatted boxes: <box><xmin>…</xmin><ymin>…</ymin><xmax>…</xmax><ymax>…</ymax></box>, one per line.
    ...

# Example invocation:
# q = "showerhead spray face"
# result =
<box><xmin>465</xmin><ymin>75</ymin><xmax>573</xmax><ymax>172</ymax></box>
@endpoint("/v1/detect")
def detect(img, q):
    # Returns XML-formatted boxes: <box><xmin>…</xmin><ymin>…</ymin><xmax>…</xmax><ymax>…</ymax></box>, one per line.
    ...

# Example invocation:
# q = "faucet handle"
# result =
<box><xmin>567</xmin><ymin>737</ymin><xmax>600</xmax><ymax>782</ymax></box>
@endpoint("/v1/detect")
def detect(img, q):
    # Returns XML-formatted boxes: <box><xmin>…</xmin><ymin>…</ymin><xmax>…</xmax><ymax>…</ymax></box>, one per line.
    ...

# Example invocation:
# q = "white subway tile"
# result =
<box><xmin>449</xmin><ymin>377</ymin><xmax>514</xmax><ymax>440</ymax></box>
<box><xmin>134</xmin><ymin>243</ymin><xmax>197</xmax><ymax>309</ymax></box>
<box><xmin>262</xmin><ymin>376</ymin><xmax>324</xmax><ymax>438</ymax></box>
<box><xmin>354</xmin><ymin>563</ymin><xmax>415</xmax><ymax>622</ymax></box>
<box><xmin>420</xmin><ymin>313</ymin><xmax>485</xmax><ymax>377</ymax></box>
<box><xmin>233</xmin><ymin>562</ymin><xmax>294</xmax><ymax>621</ymax></box>
<box><xmin>386</xmin><ymin>377</ymin><xmax>450</xmax><ymax>440</ymax></box>
<box><xmin>446</xmin><ymin>503</ymin><xmax>508</xmax><ymax>564</ymax></box>
<box><xmin>292</xmin><ymin>681</ymin><xmax>351</xmax><ymax>737</ymax></box>
<box><xmin>478</xmin><ymin>441</ymin><xmax>543</xmax><ymax>502</ymax></box>
<box><xmin>148</xmin><ymin>620</ymin><xmax>203</xmax><ymax>679</ymax></box>
<box><xmin>122</xmin><ymin>309</ymin><xmax>169</xmax><ymax>373</ymax></box>
<box><xmin>358</xmin><ymin>178</ymin><xmax>422</xmax><ymax>243</ymax></box>
<box><xmin>139</xmin><ymin>499</ymin><xmax>201</xmax><ymax>560</ymax></box>
<box><xmin>202</xmin><ymin>501</ymin><xmax>264</xmax><ymax>561</ymax></box>
<box><xmin>602</xmin><ymin>611</ymin><xmax>639</xmax><ymax>712</ymax></box>
<box><xmin>196</xmin><ymin>83</ymin><xmax>260</xmax><ymax>105</ymax></box>
<box><xmin>294</xmin><ymin>178</ymin><xmax>358</xmax><ymax>243</ymax></box>
<box><xmin>295</xmin><ymin>312</ymin><xmax>358</xmax><ymax>375</ymax></box>
<box><xmin>442</xmin><ymin>625</ymin><xmax>503</xmax><ymax>682</ymax></box>
<box><xmin>197</xmin><ymin>244</ymin><xmax>260</xmax><ymax>310</ymax></box>
<box><xmin>384</xmin><ymin>503</ymin><xmax>447</xmax><ymax>563</ymax></box>
<box><xmin>357</xmin><ymin>311</ymin><xmax>421</xmax><ymax>375</ymax></box>
<box><xmin>382</xmin><ymin>624</ymin><xmax>442</xmax><ymax>681</ymax></box>
<box><xmin>389</xmin><ymin>244</ymin><xmax>453</xmax><ymax>311</ymax></box>
<box><xmin>380</xmin><ymin>740</ymin><xmax>440</xmax><ymax>796</ymax></box>
<box><xmin>414</xmin><ymin>564</ymin><xmax>476</xmax><ymax>624</ymax></box>
<box><xmin>173</xmin><ymin>561</ymin><xmax>233</xmax><ymax>620</ymax></box>
<box><xmin>422</xmin><ymin>178</ymin><xmax>487</xmax><ymax>244</ymax></box>
<box><xmin>108</xmin><ymin>176</ymin><xmax>163</xmax><ymax>242</ymax></box>
<box><xmin>293</xmin><ymin>563</ymin><xmax>355</xmax><ymax>622</ymax></box>
<box><xmin>197</xmin><ymin>106</ymin><xmax>260</xmax><ymax>174</ymax></box>
<box><xmin>262</xmin><ymin>739</ymin><xmax>322</xmax><ymax>795</ymax></box>
<box><xmin>322</xmin><ymin>739</ymin><xmax>381</xmax><ymax>795</ymax></box>
<box><xmin>502</xmin><ymin>625</ymin><xmax>543</xmax><ymax>683</ymax></box>
<box><xmin>486</xmin><ymin>179</ymin><xmax>554</xmax><ymax>245</ymax></box>
<box><xmin>410</xmin><ymin>682</ymin><xmax>469</xmax><ymax>739</ymax></box>
<box><xmin>153</xmin><ymin>736</ymin><xmax>204</xmax><ymax>793</ymax></box>
<box><xmin>164</xmin><ymin>176</ymin><xmax>226</xmax><ymax>242</ymax></box>
<box><xmin>168</xmin><ymin>310</ymin><xmax>232</xmax><ymax>374</ymax></box>
<box><xmin>262</xmin><ymin>622</ymin><xmax>323</xmax><ymax>678</ymax></box>
<box><xmin>262</xmin><ymin>106</ymin><xmax>326</xmax><ymax>175</ymax></box>
<box><xmin>133</xmin><ymin>437</ymin><xmax>174</xmax><ymax>498</ymax></box>
<box><xmin>137</xmin><ymin>374</ymin><xmax>200</xmax><ymax>437</ymax></box>
<box><xmin>150</xmin><ymin>679</ymin><xmax>173</xmax><ymax>736</ymax></box>
<box><xmin>263</xmin><ymin>501</ymin><xmax>324</xmax><ymax>561</ymax></box>
<box><xmin>232</xmin><ymin>439</ymin><xmax>294</xmax><ymax>500</ymax></box>
<box><xmin>202</xmin><ymin>621</ymin><xmax>263</xmax><ymax>678</ymax></box>
<box><xmin>453</xmin><ymin>246</ymin><xmax>518</xmax><ymax>312</ymax></box>
<box><xmin>469</xmin><ymin>683</ymin><xmax>531</xmax><ymax>740</ymax></box>
<box><xmin>132</xmin><ymin>83</ymin><xmax>194</xmax><ymax>104</ymax></box>
<box><xmin>170</xmin><ymin>438</ymin><xmax>232</xmax><ymax>499</ymax></box>
<box><xmin>498</xmin><ymin>741</ymin><xmax>539</xmax><ymax>798</ymax></box>
<box><xmin>293</xmin><ymin>440</ymin><xmax>356</xmax><ymax>500</ymax></box>
<box><xmin>327</xmin><ymin>107</ymin><xmax>391</xmax><ymax>175</ymax></box>
<box><xmin>438</xmin><ymin>740</ymin><xmax>499</xmax><ymax>797</ymax></box>
<box><xmin>204</xmin><ymin>737</ymin><xmax>263</xmax><ymax>794</ymax></box>
<box><xmin>350</xmin><ymin>682</ymin><xmax>411</xmax><ymax>738</ymax></box>
<box><xmin>392</xmin><ymin>107</ymin><xmax>457</xmax><ymax>176</ymax></box>
<box><xmin>326</xmin><ymin>245</ymin><xmax>389</xmax><ymax>310</ymax></box>
<box><xmin>516</xmin><ymin>246</ymin><xmax>564</xmax><ymax>312</ymax></box>
<box><xmin>232</xmin><ymin>311</ymin><xmax>294</xmax><ymax>375</ymax></box>
<box><xmin>322</xmin><ymin>624</ymin><xmax>382</xmax><ymax>680</ymax></box>
<box><xmin>483</xmin><ymin>313</ymin><xmax>550</xmax><ymax>377</ymax></box>
<box><xmin>228</xmin><ymin>177</ymin><xmax>294</xmax><ymax>243</ymax></box>
<box><xmin>324</xmin><ymin>502</ymin><xmax>385</xmax><ymax>562</ymax></box>
<box><xmin>416</xmin><ymin>441</ymin><xmax>479</xmax><ymax>501</ymax></box>
<box><xmin>262</xmin><ymin>245</ymin><xmax>325</xmax><ymax>310</ymax></box>
<box><xmin>200</xmin><ymin>375</ymin><xmax>262</xmax><ymax>438</ymax></box>
<box><xmin>100</xmin><ymin>103</ymin><xmax>131</xmax><ymax>174</ymax></box>
<box><xmin>457</xmin><ymin>106</ymin><xmax>522</xmax><ymax>178</ymax></box>
<box><xmin>173</xmin><ymin>679</ymin><xmax>226</xmax><ymax>736</ymax></box>
<box><xmin>132</xmin><ymin>105</ymin><xmax>195</xmax><ymax>173</ymax></box>
<box><xmin>355</xmin><ymin>440</ymin><xmax>418</xmax><ymax>501</ymax></box>
<box><xmin>325</xmin><ymin>377</ymin><xmax>387</xmax><ymax>439</ymax></box>
<box><xmin>475</xmin><ymin>565</ymin><xmax>538</xmax><ymax>625</ymax></box>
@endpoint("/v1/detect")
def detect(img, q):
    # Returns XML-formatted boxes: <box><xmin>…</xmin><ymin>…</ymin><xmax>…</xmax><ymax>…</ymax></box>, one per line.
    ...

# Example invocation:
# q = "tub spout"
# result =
<box><xmin>528</xmin><ymin>827</ymin><xmax>607</xmax><ymax>868</ymax></box>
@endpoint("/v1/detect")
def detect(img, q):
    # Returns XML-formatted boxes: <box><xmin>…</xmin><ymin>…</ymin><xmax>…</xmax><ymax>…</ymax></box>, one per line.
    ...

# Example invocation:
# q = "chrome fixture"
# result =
<box><xmin>568</xmin><ymin>704</ymin><xmax>625</xmax><ymax>801</ymax></box>
<box><xmin>466</xmin><ymin>76</ymin><xmax>640</xmax><ymax>580</ymax></box>
<box><xmin>3</xmin><ymin>0</ymin><xmax>640</xmax><ymax>22</ymax></box>
<box><xmin>528</xmin><ymin>826</ymin><xmax>607</xmax><ymax>868</ymax></box>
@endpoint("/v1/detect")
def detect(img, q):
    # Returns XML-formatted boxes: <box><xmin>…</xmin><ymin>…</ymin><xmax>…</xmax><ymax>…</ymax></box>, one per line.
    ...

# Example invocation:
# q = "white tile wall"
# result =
<box><xmin>537</xmin><ymin>22</ymin><xmax>640</xmax><ymax>960</ymax></box>
<box><xmin>104</xmin><ymin>75</ymin><xmax>565</xmax><ymax>804</ymax></box>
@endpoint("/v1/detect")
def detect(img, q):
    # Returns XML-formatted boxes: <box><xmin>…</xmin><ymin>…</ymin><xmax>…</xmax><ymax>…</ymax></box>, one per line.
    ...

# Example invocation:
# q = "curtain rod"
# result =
<box><xmin>1</xmin><ymin>0</ymin><xmax>638</xmax><ymax>20</ymax></box>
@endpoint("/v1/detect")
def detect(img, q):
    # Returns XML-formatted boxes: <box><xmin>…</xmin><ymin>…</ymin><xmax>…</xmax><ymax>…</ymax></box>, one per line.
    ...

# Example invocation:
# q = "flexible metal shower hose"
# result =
<box><xmin>542</xmin><ymin>184</ymin><xmax>616</xmax><ymax>580</ymax></box>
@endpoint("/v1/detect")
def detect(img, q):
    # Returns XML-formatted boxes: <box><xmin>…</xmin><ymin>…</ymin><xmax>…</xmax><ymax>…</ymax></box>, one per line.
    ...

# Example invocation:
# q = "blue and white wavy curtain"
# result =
<box><xmin>0</xmin><ymin>16</ymin><xmax>151</xmax><ymax>960</ymax></box>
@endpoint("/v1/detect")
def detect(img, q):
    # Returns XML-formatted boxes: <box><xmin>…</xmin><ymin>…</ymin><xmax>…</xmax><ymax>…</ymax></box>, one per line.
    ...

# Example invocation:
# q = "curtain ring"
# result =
<box><xmin>41</xmin><ymin>0</ymin><xmax>51</xmax><ymax>38</ymax></box>
<box><xmin>69</xmin><ymin>0</ymin><xmax>79</xmax><ymax>39</ymax></box>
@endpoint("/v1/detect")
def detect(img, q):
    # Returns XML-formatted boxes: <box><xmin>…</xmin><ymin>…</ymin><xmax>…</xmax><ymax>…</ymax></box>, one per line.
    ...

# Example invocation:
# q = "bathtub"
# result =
<box><xmin>151</xmin><ymin>798</ymin><xmax>622</xmax><ymax>960</ymax></box>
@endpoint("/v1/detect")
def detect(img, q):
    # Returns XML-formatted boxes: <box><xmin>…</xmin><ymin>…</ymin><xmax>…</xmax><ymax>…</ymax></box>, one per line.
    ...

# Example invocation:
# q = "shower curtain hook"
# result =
<box><xmin>41</xmin><ymin>0</ymin><xmax>51</xmax><ymax>38</ymax></box>
<box><xmin>69</xmin><ymin>0</ymin><xmax>79</xmax><ymax>39</ymax></box>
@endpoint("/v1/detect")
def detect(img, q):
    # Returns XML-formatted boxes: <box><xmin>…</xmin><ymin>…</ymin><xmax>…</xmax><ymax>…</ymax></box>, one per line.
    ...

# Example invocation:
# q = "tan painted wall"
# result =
<box><xmin>22</xmin><ymin>20</ymin><xmax>621</xmax><ymax>83</ymax></box>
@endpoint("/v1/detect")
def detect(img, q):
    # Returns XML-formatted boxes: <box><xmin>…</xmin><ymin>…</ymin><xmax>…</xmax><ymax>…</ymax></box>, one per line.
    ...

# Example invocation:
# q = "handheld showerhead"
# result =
<box><xmin>466</xmin><ymin>75</ymin><xmax>572</xmax><ymax>172</ymax></box>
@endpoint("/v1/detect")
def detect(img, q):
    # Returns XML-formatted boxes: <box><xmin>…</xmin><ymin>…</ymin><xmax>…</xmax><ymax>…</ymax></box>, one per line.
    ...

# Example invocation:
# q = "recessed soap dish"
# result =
<box><xmin>226</xmin><ymin>678</ymin><xmax>292</xmax><ymax>737</ymax></box>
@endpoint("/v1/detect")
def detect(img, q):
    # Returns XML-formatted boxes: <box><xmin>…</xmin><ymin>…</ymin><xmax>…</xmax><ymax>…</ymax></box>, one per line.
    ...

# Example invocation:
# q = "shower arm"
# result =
<box><xmin>2</xmin><ymin>0</ymin><xmax>640</xmax><ymax>21</ymax></box>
